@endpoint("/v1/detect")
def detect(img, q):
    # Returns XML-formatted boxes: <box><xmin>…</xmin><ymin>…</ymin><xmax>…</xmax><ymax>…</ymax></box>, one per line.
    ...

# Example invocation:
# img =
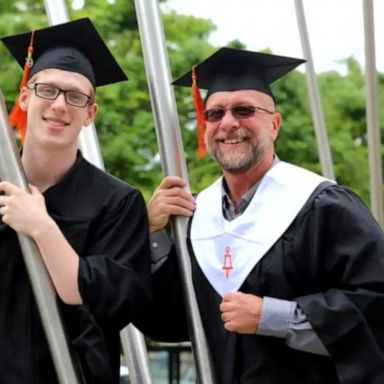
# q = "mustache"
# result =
<box><xmin>213</xmin><ymin>127</ymin><xmax>250</xmax><ymax>141</ymax></box>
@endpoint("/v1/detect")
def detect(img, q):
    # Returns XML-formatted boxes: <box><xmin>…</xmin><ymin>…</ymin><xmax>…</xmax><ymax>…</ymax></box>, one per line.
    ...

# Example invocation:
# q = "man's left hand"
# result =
<box><xmin>220</xmin><ymin>291</ymin><xmax>263</xmax><ymax>334</ymax></box>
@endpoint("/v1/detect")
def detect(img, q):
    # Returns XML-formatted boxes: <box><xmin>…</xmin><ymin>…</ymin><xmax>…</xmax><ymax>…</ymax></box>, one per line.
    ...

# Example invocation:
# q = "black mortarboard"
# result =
<box><xmin>172</xmin><ymin>47</ymin><xmax>305</xmax><ymax>101</ymax></box>
<box><xmin>1</xmin><ymin>17</ymin><xmax>128</xmax><ymax>88</ymax></box>
<box><xmin>172</xmin><ymin>48</ymin><xmax>305</xmax><ymax>159</ymax></box>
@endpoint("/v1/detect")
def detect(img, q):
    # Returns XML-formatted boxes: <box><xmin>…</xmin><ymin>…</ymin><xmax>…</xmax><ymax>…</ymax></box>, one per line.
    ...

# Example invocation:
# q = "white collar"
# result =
<box><xmin>190</xmin><ymin>162</ymin><xmax>333</xmax><ymax>296</ymax></box>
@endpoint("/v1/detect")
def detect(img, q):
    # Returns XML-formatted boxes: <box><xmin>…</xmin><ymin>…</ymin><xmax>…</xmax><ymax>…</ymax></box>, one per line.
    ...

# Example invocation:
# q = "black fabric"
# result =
<box><xmin>0</xmin><ymin>152</ymin><xmax>152</xmax><ymax>384</ymax></box>
<box><xmin>30</xmin><ymin>46</ymin><xmax>96</xmax><ymax>87</ymax></box>
<box><xmin>138</xmin><ymin>182</ymin><xmax>384</xmax><ymax>384</ymax></box>
<box><xmin>1</xmin><ymin>18</ymin><xmax>127</xmax><ymax>87</ymax></box>
<box><xmin>172</xmin><ymin>47</ymin><xmax>305</xmax><ymax>100</ymax></box>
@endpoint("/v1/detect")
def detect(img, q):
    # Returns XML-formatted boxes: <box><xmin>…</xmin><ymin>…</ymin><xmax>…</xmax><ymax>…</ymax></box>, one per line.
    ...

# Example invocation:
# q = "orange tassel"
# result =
<box><xmin>192</xmin><ymin>65</ymin><xmax>206</xmax><ymax>159</ymax></box>
<box><xmin>9</xmin><ymin>30</ymin><xmax>35</xmax><ymax>143</ymax></box>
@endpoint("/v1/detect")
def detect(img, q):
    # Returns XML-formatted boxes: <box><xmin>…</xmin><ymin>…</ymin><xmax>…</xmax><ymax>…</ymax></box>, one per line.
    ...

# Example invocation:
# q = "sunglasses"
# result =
<box><xmin>203</xmin><ymin>105</ymin><xmax>275</xmax><ymax>123</ymax></box>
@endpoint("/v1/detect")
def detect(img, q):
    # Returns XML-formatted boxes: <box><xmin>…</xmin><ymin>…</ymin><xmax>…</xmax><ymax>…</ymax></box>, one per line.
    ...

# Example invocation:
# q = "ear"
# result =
<box><xmin>83</xmin><ymin>103</ymin><xmax>98</xmax><ymax>127</ymax></box>
<box><xmin>18</xmin><ymin>87</ymin><xmax>30</xmax><ymax>111</ymax></box>
<box><xmin>271</xmin><ymin>112</ymin><xmax>281</xmax><ymax>142</ymax></box>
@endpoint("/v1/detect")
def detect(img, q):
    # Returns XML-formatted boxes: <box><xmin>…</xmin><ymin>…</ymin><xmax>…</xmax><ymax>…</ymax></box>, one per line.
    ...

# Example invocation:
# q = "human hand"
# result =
<box><xmin>219</xmin><ymin>291</ymin><xmax>263</xmax><ymax>334</ymax></box>
<box><xmin>147</xmin><ymin>176</ymin><xmax>196</xmax><ymax>232</ymax></box>
<box><xmin>0</xmin><ymin>181</ymin><xmax>52</xmax><ymax>238</ymax></box>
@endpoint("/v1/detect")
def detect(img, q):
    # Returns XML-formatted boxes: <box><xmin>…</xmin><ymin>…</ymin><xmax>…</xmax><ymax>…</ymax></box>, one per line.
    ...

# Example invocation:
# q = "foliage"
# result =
<box><xmin>0</xmin><ymin>0</ymin><xmax>382</xmax><ymax>206</ymax></box>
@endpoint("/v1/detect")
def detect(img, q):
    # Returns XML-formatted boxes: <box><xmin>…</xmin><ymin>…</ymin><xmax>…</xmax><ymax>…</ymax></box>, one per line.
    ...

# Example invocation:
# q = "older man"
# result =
<box><xmin>139</xmin><ymin>48</ymin><xmax>384</xmax><ymax>384</ymax></box>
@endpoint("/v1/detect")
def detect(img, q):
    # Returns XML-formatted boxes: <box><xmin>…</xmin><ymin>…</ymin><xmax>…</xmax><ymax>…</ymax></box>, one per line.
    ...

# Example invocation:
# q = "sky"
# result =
<box><xmin>163</xmin><ymin>0</ymin><xmax>384</xmax><ymax>74</ymax></box>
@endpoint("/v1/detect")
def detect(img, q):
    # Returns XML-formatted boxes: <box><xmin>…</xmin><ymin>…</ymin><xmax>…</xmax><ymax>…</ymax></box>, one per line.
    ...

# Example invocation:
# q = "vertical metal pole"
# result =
<box><xmin>133</xmin><ymin>1</ymin><xmax>216</xmax><ymax>383</ymax></box>
<box><xmin>0</xmin><ymin>91</ymin><xmax>80</xmax><ymax>383</ymax></box>
<box><xmin>362</xmin><ymin>0</ymin><xmax>383</xmax><ymax>227</ymax></box>
<box><xmin>294</xmin><ymin>0</ymin><xmax>335</xmax><ymax>180</ymax></box>
<box><xmin>120</xmin><ymin>329</ymin><xmax>153</xmax><ymax>384</ymax></box>
<box><xmin>43</xmin><ymin>1</ymin><xmax>153</xmax><ymax>382</ymax></box>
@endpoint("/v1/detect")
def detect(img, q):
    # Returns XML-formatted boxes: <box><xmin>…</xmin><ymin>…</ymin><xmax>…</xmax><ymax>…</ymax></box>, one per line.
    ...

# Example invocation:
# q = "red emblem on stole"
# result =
<box><xmin>222</xmin><ymin>246</ymin><xmax>233</xmax><ymax>278</ymax></box>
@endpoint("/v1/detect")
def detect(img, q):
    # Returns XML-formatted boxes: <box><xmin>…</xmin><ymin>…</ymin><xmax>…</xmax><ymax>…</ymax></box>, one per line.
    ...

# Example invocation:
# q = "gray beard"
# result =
<box><xmin>209</xmin><ymin>145</ymin><xmax>261</xmax><ymax>173</ymax></box>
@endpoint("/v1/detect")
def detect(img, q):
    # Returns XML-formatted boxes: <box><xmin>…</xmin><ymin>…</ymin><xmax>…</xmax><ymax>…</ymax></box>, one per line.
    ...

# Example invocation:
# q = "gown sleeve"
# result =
<box><xmin>294</xmin><ymin>185</ymin><xmax>384</xmax><ymax>383</ymax></box>
<box><xmin>77</xmin><ymin>188</ymin><xmax>152</xmax><ymax>330</ymax></box>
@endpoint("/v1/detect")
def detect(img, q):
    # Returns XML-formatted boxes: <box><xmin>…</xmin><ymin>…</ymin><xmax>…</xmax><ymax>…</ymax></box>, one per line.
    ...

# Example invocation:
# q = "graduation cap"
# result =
<box><xmin>2</xmin><ymin>17</ymin><xmax>127</xmax><ymax>87</ymax></box>
<box><xmin>1</xmin><ymin>17</ymin><xmax>128</xmax><ymax>141</ymax></box>
<box><xmin>172</xmin><ymin>47</ymin><xmax>306</xmax><ymax>158</ymax></box>
<box><xmin>173</xmin><ymin>47</ymin><xmax>305</xmax><ymax>100</ymax></box>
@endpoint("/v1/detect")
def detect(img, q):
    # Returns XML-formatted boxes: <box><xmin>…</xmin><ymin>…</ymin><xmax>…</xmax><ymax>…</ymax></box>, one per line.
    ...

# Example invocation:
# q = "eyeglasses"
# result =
<box><xmin>27</xmin><ymin>83</ymin><xmax>92</xmax><ymax>108</ymax></box>
<box><xmin>203</xmin><ymin>105</ymin><xmax>275</xmax><ymax>123</ymax></box>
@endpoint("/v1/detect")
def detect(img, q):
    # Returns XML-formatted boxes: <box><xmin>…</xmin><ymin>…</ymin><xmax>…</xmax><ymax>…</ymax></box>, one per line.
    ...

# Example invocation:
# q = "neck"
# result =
<box><xmin>22</xmin><ymin>145</ymin><xmax>78</xmax><ymax>192</ymax></box>
<box><xmin>223</xmin><ymin>155</ymin><xmax>274</xmax><ymax>206</ymax></box>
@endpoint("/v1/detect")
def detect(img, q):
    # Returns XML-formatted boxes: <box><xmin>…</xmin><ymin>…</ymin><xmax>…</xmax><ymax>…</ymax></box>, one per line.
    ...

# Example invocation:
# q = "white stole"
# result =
<box><xmin>190</xmin><ymin>161</ymin><xmax>333</xmax><ymax>297</ymax></box>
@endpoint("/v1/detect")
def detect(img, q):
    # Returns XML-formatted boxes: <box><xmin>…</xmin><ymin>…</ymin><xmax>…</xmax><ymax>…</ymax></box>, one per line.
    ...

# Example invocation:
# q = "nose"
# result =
<box><xmin>219</xmin><ymin>109</ymin><xmax>240</xmax><ymax>130</ymax></box>
<box><xmin>50</xmin><ymin>92</ymin><xmax>67</xmax><ymax>110</ymax></box>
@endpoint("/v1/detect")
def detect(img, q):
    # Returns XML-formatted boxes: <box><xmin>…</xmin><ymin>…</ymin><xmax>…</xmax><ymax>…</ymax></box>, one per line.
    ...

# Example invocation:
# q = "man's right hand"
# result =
<box><xmin>147</xmin><ymin>176</ymin><xmax>196</xmax><ymax>232</ymax></box>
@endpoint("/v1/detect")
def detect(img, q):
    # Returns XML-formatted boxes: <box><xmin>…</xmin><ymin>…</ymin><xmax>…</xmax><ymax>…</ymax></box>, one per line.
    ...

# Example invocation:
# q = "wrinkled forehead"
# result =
<box><xmin>205</xmin><ymin>89</ymin><xmax>275</xmax><ymax>108</ymax></box>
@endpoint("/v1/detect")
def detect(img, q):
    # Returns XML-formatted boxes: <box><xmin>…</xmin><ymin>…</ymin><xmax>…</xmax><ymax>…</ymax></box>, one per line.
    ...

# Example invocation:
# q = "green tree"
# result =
<box><xmin>0</xmin><ymin>0</ymin><xmax>381</xmax><ymax>206</ymax></box>
<box><xmin>320</xmin><ymin>58</ymin><xmax>371</xmax><ymax>200</ymax></box>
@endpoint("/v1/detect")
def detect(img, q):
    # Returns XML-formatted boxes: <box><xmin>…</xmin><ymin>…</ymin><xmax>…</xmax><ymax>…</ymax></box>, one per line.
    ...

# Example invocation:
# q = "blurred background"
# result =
<box><xmin>0</xmin><ymin>1</ymin><xmax>382</xmax><ymax>382</ymax></box>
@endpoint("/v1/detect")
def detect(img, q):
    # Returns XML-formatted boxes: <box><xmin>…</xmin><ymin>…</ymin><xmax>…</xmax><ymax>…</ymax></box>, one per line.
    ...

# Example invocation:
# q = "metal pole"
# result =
<box><xmin>120</xmin><ymin>326</ymin><xmax>153</xmax><ymax>384</ymax></box>
<box><xmin>294</xmin><ymin>0</ymin><xmax>335</xmax><ymax>180</ymax></box>
<box><xmin>362</xmin><ymin>0</ymin><xmax>383</xmax><ymax>227</ymax></box>
<box><xmin>43</xmin><ymin>1</ymin><xmax>153</xmax><ymax>382</ymax></box>
<box><xmin>0</xmin><ymin>91</ymin><xmax>80</xmax><ymax>383</ymax></box>
<box><xmin>133</xmin><ymin>1</ymin><xmax>216</xmax><ymax>382</ymax></box>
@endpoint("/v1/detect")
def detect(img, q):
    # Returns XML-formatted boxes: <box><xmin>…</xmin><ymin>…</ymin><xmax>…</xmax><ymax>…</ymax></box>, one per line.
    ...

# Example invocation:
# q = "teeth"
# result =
<box><xmin>224</xmin><ymin>138</ymin><xmax>244</xmax><ymax>144</ymax></box>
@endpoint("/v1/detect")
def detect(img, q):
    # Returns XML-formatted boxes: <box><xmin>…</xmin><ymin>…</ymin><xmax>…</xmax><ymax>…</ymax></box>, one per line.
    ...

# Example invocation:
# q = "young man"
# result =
<box><xmin>140</xmin><ymin>48</ymin><xmax>384</xmax><ymax>383</ymax></box>
<box><xmin>0</xmin><ymin>18</ymin><xmax>151</xmax><ymax>383</ymax></box>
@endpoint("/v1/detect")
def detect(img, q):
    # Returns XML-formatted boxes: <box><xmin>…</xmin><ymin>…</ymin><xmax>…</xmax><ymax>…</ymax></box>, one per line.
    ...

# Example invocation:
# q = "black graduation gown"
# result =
<box><xmin>139</xmin><ymin>183</ymin><xmax>384</xmax><ymax>384</ymax></box>
<box><xmin>0</xmin><ymin>152</ymin><xmax>152</xmax><ymax>384</ymax></box>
